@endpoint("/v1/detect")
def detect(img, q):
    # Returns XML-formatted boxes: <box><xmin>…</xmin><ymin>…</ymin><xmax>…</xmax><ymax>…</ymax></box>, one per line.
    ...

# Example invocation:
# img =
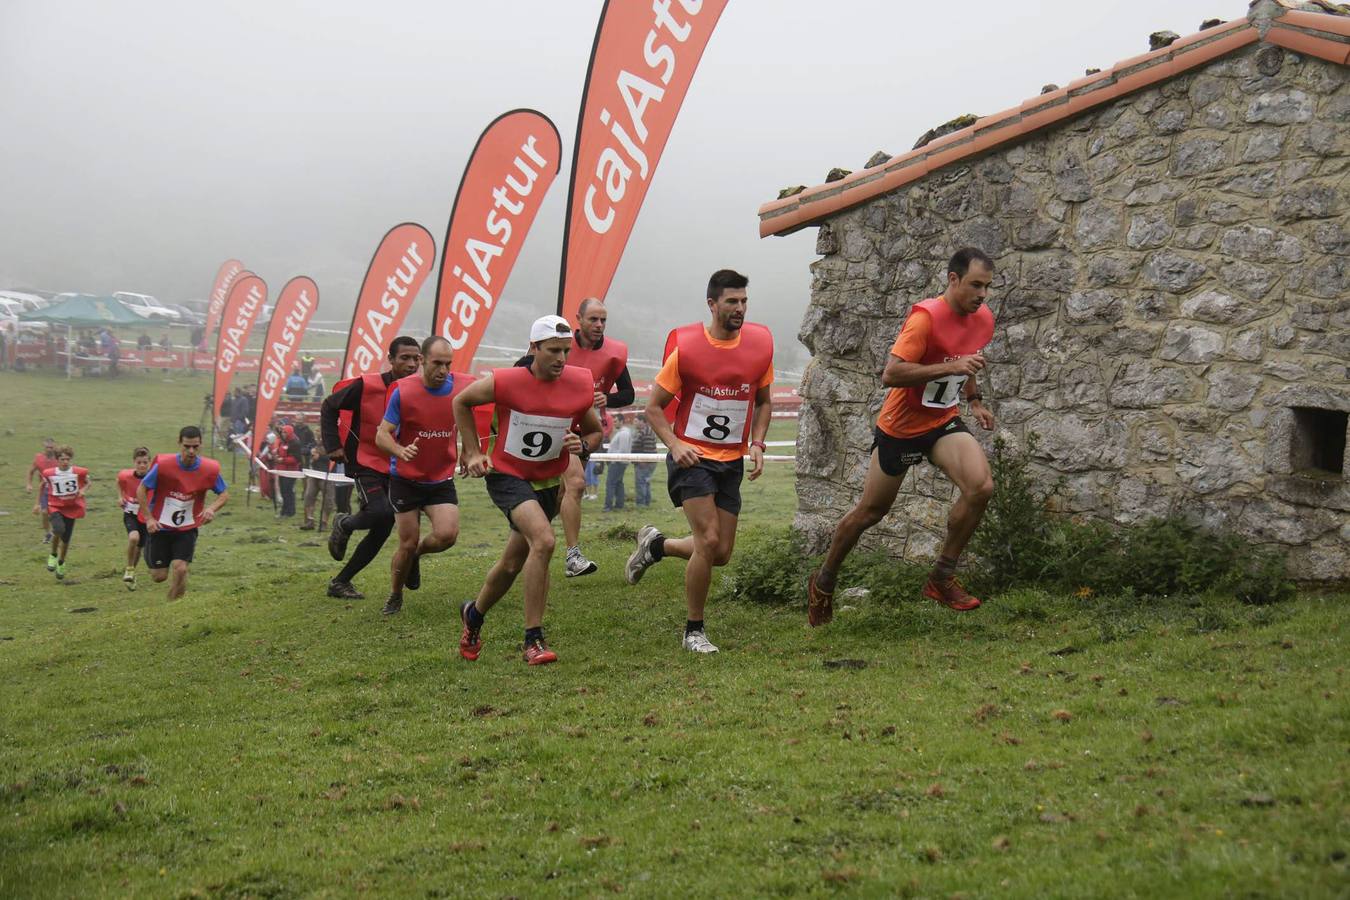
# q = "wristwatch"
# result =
<box><xmin>578</xmin><ymin>445</ymin><xmax>592</xmax><ymax>462</ymax></box>
<box><xmin>750</xmin><ymin>440</ymin><xmax>767</xmax><ymax>452</ymax></box>
<box><xmin>968</xmin><ymin>393</ymin><xmax>984</xmax><ymax>403</ymax></box>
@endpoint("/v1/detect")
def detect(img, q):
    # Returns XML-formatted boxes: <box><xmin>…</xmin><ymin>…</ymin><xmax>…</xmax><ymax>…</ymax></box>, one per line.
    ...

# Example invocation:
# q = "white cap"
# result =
<box><xmin>529</xmin><ymin>314</ymin><xmax>572</xmax><ymax>344</ymax></box>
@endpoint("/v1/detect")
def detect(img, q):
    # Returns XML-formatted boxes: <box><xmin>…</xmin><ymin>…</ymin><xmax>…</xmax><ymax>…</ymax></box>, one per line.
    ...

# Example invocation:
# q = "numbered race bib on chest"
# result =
<box><xmin>48</xmin><ymin>473</ymin><xmax>80</xmax><ymax>497</ymax></box>
<box><xmin>122</xmin><ymin>500</ymin><xmax>140</xmax><ymax>515</ymax></box>
<box><xmin>922</xmin><ymin>374</ymin><xmax>967</xmax><ymax>409</ymax></box>
<box><xmin>684</xmin><ymin>394</ymin><xmax>749</xmax><ymax>445</ymax></box>
<box><xmin>159</xmin><ymin>495</ymin><xmax>195</xmax><ymax>529</ymax></box>
<box><xmin>503</xmin><ymin>411</ymin><xmax>571</xmax><ymax>462</ymax></box>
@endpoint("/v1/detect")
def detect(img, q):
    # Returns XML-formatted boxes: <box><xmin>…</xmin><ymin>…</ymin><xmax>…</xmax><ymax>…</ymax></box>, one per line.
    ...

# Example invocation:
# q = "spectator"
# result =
<box><xmin>158</xmin><ymin>334</ymin><xmax>171</xmax><ymax>372</ymax></box>
<box><xmin>137</xmin><ymin>332</ymin><xmax>152</xmax><ymax>351</ymax></box>
<box><xmin>583</xmin><ymin>457</ymin><xmax>599</xmax><ymax>501</ymax></box>
<box><xmin>285</xmin><ymin>366</ymin><xmax>308</xmax><ymax>399</ymax></box>
<box><xmin>632</xmin><ymin>413</ymin><xmax>658</xmax><ymax>507</ymax></box>
<box><xmin>275</xmin><ymin>424</ymin><xmax>301</xmax><ymax>517</ymax></box>
<box><xmin>307</xmin><ymin>365</ymin><xmax>326</xmax><ymax>400</ymax></box>
<box><xmin>604</xmin><ymin>413</ymin><xmax>633</xmax><ymax>512</ymax></box>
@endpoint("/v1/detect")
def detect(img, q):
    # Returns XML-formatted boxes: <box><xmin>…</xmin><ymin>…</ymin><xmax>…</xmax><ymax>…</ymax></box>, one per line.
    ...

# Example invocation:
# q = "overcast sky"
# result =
<box><xmin>1</xmin><ymin>0</ymin><xmax>1233</xmax><ymax>368</ymax></box>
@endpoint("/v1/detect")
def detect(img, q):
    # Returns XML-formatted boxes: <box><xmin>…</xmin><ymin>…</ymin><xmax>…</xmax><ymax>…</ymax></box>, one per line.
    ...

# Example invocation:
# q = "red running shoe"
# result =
<box><xmin>522</xmin><ymin>637</ymin><xmax>557</xmax><ymax>666</ymax></box>
<box><xmin>922</xmin><ymin>576</ymin><xmax>981</xmax><ymax>611</ymax></box>
<box><xmin>459</xmin><ymin>600</ymin><xmax>482</xmax><ymax>661</ymax></box>
<box><xmin>807</xmin><ymin>570</ymin><xmax>834</xmax><ymax>628</ymax></box>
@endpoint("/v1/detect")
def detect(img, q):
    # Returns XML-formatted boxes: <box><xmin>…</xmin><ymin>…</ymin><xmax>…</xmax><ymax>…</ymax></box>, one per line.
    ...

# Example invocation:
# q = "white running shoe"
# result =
<box><xmin>625</xmin><ymin>525</ymin><xmax>663</xmax><ymax>585</ymax></box>
<box><xmin>682</xmin><ymin>630</ymin><xmax>719</xmax><ymax>654</ymax></box>
<box><xmin>565</xmin><ymin>547</ymin><xmax>598</xmax><ymax>578</ymax></box>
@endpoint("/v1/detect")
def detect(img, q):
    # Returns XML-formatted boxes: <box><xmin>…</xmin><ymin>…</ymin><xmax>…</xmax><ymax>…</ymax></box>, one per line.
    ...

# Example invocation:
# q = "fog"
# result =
<box><xmin>1</xmin><ymin>0</ymin><xmax>1229</xmax><ymax>370</ymax></box>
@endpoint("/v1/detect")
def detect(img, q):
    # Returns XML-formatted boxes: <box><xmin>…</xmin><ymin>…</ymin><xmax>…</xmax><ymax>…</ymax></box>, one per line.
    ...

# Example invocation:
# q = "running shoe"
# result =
<box><xmin>682</xmin><ymin>630</ymin><xmax>718</xmax><ymax>654</ymax></box>
<box><xmin>522</xmin><ymin>637</ymin><xmax>557</xmax><ymax>666</ymax></box>
<box><xmin>55</xmin><ymin>562</ymin><xmax>66</xmax><ymax>580</ymax></box>
<box><xmin>123</xmin><ymin>567</ymin><xmax>136</xmax><ymax>590</ymax></box>
<box><xmin>299</xmin><ymin>520</ymin><xmax>316</xmax><ymax>531</ymax></box>
<box><xmin>327</xmin><ymin>579</ymin><xmax>364</xmax><ymax>600</ymax></box>
<box><xmin>565</xmin><ymin>547</ymin><xmax>598</xmax><ymax>578</ymax></box>
<box><xmin>46</xmin><ymin>554</ymin><xmax>57</xmax><ymax>571</ymax></box>
<box><xmin>406</xmin><ymin>554</ymin><xmax>421</xmax><ymax>591</ymax></box>
<box><xmin>807</xmin><ymin>570</ymin><xmax>835</xmax><ymax>628</ymax></box>
<box><xmin>625</xmin><ymin>525</ymin><xmax>663</xmax><ymax>585</ymax></box>
<box><xmin>922</xmin><ymin>576</ymin><xmax>982</xmax><ymax>612</ymax></box>
<box><xmin>459</xmin><ymin>601</ymin><xmax>482</xmax><ymax>661</ymax></box>
<box><xmin>327</xmin><ymin>514</ymin><xmax>352</xmax><ymax>561</ymax></box>
<box><xmin>381</xmin><ymin>593</ymin><xmax>403</xmax><ymax>616</ymax></box>
<box><xmin>42</xmin><ymin>532</ymin><xmax>52</xmax><ymax>544</ymax></box>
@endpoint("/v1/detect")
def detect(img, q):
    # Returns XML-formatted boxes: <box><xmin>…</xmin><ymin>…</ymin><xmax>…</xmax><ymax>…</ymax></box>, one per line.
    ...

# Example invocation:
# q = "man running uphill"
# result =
<box><xmin>41</xmin><ymin>445</ymin><xmax>88</xmax><ymax>580</ymax></box>
<box><xmin>453</xmin><ymin>315</ymin><xmax>602</xmax><ymax>666</ymax></box>
<box><xmin>807</xmin><ymin>247</ymin><xmax>997</xmax><ymax>625</ymax></box>
<box><xmin>320</xmin><ymin>335</ymin><xmax>422</xmax><ymax>600</ymax></box>
<box><xmin>374</xmin><ymin>336</ymin><xmax>465</xmax><ymax>617</ymax></box>
<box><xmin>625</xmin><ymin>269</ymin><xmax>774</xmax><ymax>654</ymax></box>
<box><xmin>117</xmin><ymin>447</ymin><xmax>153</xmax><ymax>589</ymax></box>
<box><xmin>138</xmin><ymin>426</ymin><xmax>229</xmax><ymax>600</ymax></box>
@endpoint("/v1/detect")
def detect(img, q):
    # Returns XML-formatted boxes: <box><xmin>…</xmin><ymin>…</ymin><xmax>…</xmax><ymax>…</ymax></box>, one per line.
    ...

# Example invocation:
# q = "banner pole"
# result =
<box><xmin>317</xmin><ymin>461</ymin><xmax>335</xmax><ymax>532</ymax></box>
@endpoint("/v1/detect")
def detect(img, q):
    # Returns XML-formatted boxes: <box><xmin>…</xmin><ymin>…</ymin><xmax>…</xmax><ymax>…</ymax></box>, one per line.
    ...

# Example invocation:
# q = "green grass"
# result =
<box><xmin>0</xmin><ymin>367</ymin><xmax>1346</xmax><ymax>898</ymax></box>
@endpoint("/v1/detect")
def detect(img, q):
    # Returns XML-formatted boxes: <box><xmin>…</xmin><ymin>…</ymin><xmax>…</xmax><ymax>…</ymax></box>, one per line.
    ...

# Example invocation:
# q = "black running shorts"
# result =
<box><xmin>389</xmin><ymin>475</ymin><xmax>458</xmax><ymax>513</ymax></box>
<box><xmin>123</xmin><ymin>512</ymin><xmax>148</xmax><ymax>543</ymax></box>
<box><xmin>48</xmin><ymin>512</ymin><xmax>76</xmax><ymax>544</ymax></box>
<box><xmin>147</xmin><ymin>528</ymin><xmax>198</xmax><ymax>569</ymax></box>
<box><xmin>485</xmin><ymin>473</ymin><xmax>560</xmax><ymax>532</ymax></box>
<box><xmin>665</xmin><ymin>455</ymin><xmax>743</xmax><ymax>516</ymax></box>
<box><xmin>873</xmin><ymin>417</ymin><xmax>972</xmax><ymax>478</ymax></box>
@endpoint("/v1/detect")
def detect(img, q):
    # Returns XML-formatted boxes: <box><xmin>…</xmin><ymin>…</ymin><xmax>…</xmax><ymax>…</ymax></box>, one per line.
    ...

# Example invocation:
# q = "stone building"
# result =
<box><xmin>758</xmin><ymin>2</ymin><xmax>1349</xmax><ymax>582</ymax></box>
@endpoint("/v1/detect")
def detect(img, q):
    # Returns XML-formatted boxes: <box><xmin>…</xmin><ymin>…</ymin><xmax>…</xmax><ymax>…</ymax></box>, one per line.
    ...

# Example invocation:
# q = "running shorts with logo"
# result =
<box><xmin>873</xmin><ymin>417</ymin><xmax>972</xmax><ymax>477</ymax></box>
<box><xmin>665</xmin><ymin>456</ymin><xmax>744</xmax><ymax>516</ymax></box>
<box><xmin>485</xmin><ymin>473</ymin><xmax>561</xmax><ymax>531</ymax></box>
<box><xmin>147</xmin><ymin>528</ymin><xmax>199</xmax><ymax>568</ymax></box>
<box><xmin>389</xmin><ymin>475</ymin><xmax>458</xmax><ymax>513</ymax></box>
<box><xmin>354</xmin><ymin>473</ymin><xmax>393</xmax><ymax>518</ymax></box>
<box><xmin>123</xmin><ymin>512</ymin><xmax>148</xmax><ymax>543</ymax></box>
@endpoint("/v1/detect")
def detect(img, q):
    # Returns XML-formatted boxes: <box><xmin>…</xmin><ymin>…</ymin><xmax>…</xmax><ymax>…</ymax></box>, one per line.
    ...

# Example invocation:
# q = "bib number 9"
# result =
<box><xmin>503</xmin><ymin>411</ymin><xmax>570</xmax><ymax>463</ymax></box>
<box><xmin>922</xmin><ymin>374</ymin><xmax>967</xmax><ymax>409</ymax></box>
<box><xmin>518</xmin><ymin>431</ymin><xmax>553</xmax><ymax>459</ymax></box>
<box><xmin>684</xmin><ymin>394</ymin><xmax>749</xmax><ymax>445</ymax></box>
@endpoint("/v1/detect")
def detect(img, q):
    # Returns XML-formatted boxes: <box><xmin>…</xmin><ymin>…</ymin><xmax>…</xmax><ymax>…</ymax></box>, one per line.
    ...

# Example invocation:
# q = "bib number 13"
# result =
<box><xmin>922</xmin><ymin>374</ymin><xmax>967</xmax><ymax>409</ymax></box>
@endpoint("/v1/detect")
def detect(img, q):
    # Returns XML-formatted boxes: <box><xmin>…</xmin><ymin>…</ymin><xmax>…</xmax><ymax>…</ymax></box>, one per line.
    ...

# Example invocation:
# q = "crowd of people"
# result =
<box><xmin>26</xmin><ymin>252</ymin><xmax>999</xmax><ymax>664</ymax></box>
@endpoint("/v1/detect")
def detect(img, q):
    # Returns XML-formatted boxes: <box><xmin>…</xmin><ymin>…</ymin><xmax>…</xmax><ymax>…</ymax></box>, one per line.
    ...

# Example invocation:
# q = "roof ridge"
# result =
<box><xmin>760</xmin><ymin>4</ymin><xmax>1349</xmax><ymax>238</ymax></box>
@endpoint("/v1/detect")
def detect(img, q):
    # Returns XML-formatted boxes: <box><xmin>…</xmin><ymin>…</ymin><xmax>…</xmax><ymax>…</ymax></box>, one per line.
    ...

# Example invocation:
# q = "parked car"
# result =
<box><xmin>0</xmin><ymin>291</ymin><xmax>48</xmax><ymax>313</ymax></box>
<box><xmin>167</xmin><ymin>303</ymin><xmax>205</xmax><ymax>326</ymax></box>
<box><xmin>113</xmin><ymin>291</ymin><xmax>180</xmax><ymax>321</ymax></box>
<box><xmin>0</xmin><ymin>297</ymin><xmax>48</xmax><ymax>333</ymax></box>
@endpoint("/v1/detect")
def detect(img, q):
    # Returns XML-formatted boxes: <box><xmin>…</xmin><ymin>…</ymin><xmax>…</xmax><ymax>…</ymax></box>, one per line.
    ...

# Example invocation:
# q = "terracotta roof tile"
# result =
<box><xmin>759</xmin><ymin>7</ymin><xmax>1347</xmax><ymax>238</ymax></box>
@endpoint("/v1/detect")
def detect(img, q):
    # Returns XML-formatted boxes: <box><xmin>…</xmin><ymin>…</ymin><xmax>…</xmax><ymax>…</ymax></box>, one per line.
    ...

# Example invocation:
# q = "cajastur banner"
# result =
<box><xmin>252</xmin><ymin>276</ymin><xmax>320</xmax><ymax>446</ymax></box>
<box><xmin>433</xmin><ymin>108</ymin><xmax>561</xmax><ymax>373</ymax></box>
<box><xmin>212</xmin><ymin>273</ymin><xmax>267</xmax><ymax>420</ymax></box>
<box><xmin>204</xmin><ymin>258</ymin><xmax>245</xmax><ymax>347</ymax></box>
<box><xmin>556</xmin><ymin>0</ymin><xmax>728</xmax><ymax>322</ymax></box>
<box><xmin>342</xmin><ymin>223</ymin><xmax>435</xmax><ymax>380</ymax></box>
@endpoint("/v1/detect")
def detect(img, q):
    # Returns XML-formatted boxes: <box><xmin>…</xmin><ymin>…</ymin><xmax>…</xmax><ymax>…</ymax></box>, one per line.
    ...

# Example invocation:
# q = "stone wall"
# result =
<box><xmin>794</xmin><ymin>42</ymin><xmax>1349</xmax><ymax>581</ymax></box>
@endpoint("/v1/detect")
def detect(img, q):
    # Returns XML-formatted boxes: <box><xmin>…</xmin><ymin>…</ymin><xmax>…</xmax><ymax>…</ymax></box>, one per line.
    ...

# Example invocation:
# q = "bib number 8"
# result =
<box><xmin>519</xmin><ymin>431</ymin><xmax>553</xmax><ymax>459</ymax></box>
<box><xmin>684</xmin><ymin>394</ymin><xmax>748</xmax><ymax>446</ymax></box>
<box><xmin>922</xmin><ymin>374</ymin><xmax>967</xmax><ymax>409</ymax></box>
<box><xmin>702</xmin><ymin>415</ymin><xmax>732</xmax><ymax>442</ymax></box>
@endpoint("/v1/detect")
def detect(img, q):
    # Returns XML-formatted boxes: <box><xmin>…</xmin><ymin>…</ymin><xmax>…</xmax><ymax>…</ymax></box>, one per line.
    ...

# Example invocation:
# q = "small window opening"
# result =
<box><xmin>1290</xmin><ymin>407</ymin><xmax>1347</xmax><ymax>477</ymax></box>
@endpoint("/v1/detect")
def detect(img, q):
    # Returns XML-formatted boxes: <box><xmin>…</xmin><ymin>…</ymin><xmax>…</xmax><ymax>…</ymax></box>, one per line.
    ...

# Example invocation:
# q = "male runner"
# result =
<box><xmin>27</xmin><ymin>436</ymin><xmax>57</xmax><ymax>543</ymax></box>
<box><xmin>117</xmin><ymin>447</ymin><xmax>153</xmax><ymax>589</ymax></box>
<box><xmin>454</xmin><ymin>315</ymin><xmax>601</xmax><ymax>666</ymax></box>
<box><xmin>625</xmin><ymin>270</ymin><xmax>774</xmax><ymax>654</ymax></box>
<box><xmin>40</xmin><ymin>445</ymin><xmax>88</xmax><ymax>580</ymax></box>
<box><xmin>807</xmin><ymin>247</ymin><xmax>997</xmax><ymax>624</ymax></box>
<box><xmin>320</xmin><ymin>336</ymin><xmax>423</xmax><ymax>600</ymax></box>
<box><xmin>137</xmin><ymin>426</ymin><xmax>229</xmax><ymax>600</ymax></box>
<box><xmin>374</xmin><ymin>336</ymin><xmax>465</xmax><ymax>617</ymax></box>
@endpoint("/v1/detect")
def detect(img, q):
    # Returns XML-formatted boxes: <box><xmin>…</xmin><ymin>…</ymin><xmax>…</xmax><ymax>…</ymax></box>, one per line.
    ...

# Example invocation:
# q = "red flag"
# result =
<box><xmin>252</xmin><ymin>276</ymin><xmax>320</xmax><ymax>444</ymax></box>
<box><xmin>341</xmin><ymin>224</ymin><xmax>435</xmax><ymax>380</ymax></box>
<box><xmin>433</xmin><ymin>109</ymin><xmax>562</xmax><ymax>373</ymax></box>
<box><xmin>204</xmin><ymin>259</ymin><xmax>245</xmax><ymax>347</ymax></box>
<box><xmin>556</xmin><ymin>0</ymin><xmax>728</xmax><ymax>322</ymax></box>
<box><xmin>212</xmin><ymin>273</ymin><xmax>267</xmax><ymax>420</ymax></box>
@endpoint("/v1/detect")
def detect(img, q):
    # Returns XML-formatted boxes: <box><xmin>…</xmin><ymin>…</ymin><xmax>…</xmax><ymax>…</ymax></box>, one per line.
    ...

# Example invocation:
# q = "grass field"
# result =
<box><xmin>1</xmin><ymin>367</ymin><xmax>1346</xmax><ymax>898</ymax></box>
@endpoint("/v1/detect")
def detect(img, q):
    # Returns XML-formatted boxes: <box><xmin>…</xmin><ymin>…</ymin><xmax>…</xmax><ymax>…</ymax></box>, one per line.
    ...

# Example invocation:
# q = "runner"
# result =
<box><xmin>625</xmin><ymin>269</ymin><xmax>774</xmax><ymax>654</ymax></box>
<box><xmin>137</xmin><ymin>426</ymin><xmax>229</xmax><ymax>600</ymax></box>
<box><xmin>117</xmin><ymin>447</ymin><xmax>152</xmax><ymax>589</ymax></box>
<box><xmin>516</xmin><ymin>298</ymin><xmax>634</xmax><ymax>577</ymax></box>
<box><xmin>806</xmin><ymin>247</ymin><xmax>997</xmax><ymax>625</ymax></box>
<box><xmin>26</xmin><ymin>436</ymin><xmax>57</xmax><ymax>543</ymax></box>
<box><xmin>40</xmin><ymin>445</ymin><xmax>88</xmax><ymax>580</ymax></box>
<box><xmin>373</xmin><ymin>336</ymin><xmax>466</xmax><ymax>616</ymax></box>
<box><xmin>320</xmin><ymin>335</ymin><xmax>422</xmax><ymax>600</ymax></box>
<box><xmin>453</xmin><ymin>315</ymin><xmax>601</xmax><ymax>666</ymax></box>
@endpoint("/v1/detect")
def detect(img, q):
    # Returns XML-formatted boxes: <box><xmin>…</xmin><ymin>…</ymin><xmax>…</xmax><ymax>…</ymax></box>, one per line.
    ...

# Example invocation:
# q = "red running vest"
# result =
<box><xmin>147</xmin><ymin>454</ymin><xmax>221</xmax><ymax>531</ymax></box>
<box><xmin>900</xmin><ymin>297</ymin><xmax>994</xmax><ymax>413</ymax></box>
<box><xmin>390</xmin><ymin>374</ymin><xmax>465</xmax><ymax>482</ymax></box>
<box><xmin>42</xmin><ymin>466</ymin><xmax>88</xmax><ymax>517</ymax></box>
<box><xmin>489</xmin><ymin>365</ymin><xmax>593</xmax><ymax>481</ymax></box>
<box><xmin>665</xmin><ymin>323</ymin><xmax>774</xmax><ymax>455</ymax></box>
<box><xmin>569</xmin><ymin>335</ymin><xmax>628</xmax><ymax>429</ymax></box>
<box><xmin>354</xmin><ymin>372</ymin><xmax>394</xmax><ymax>474</ymax></box>
<box><xmin>117</xmin><ymin>468</ymin><xmax>147</xmax><ymax>522</ymax></box>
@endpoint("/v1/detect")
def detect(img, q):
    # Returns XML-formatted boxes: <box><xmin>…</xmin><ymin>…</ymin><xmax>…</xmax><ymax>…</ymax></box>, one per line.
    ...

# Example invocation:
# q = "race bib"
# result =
<box><xmin>158</xmin><ymin>495</ymin><xmax>195</xmax><ymax>529</ymax></box>
<box><xmin>684</xmin><ymin>394</ymin><xmax>749</xmax><ymax>445</ymax></box>
<box><xmin>921</xmin><ymin>374</ymin><xmax>967</xmax><ymax>409</ymax></box>
<box><xmin>122</xmin><ymin>500</ymin><xmax>140</xmax><ymax>515</ymax></box>
<box><xmin>502</xmin><ymin>411</ymin><xmax>571</xmax><ymax>462</ymax></box>
<box><xmin>48</xmin><ymin>473</ymin><xmax>79</xmax><ymax>497</ymax></box>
